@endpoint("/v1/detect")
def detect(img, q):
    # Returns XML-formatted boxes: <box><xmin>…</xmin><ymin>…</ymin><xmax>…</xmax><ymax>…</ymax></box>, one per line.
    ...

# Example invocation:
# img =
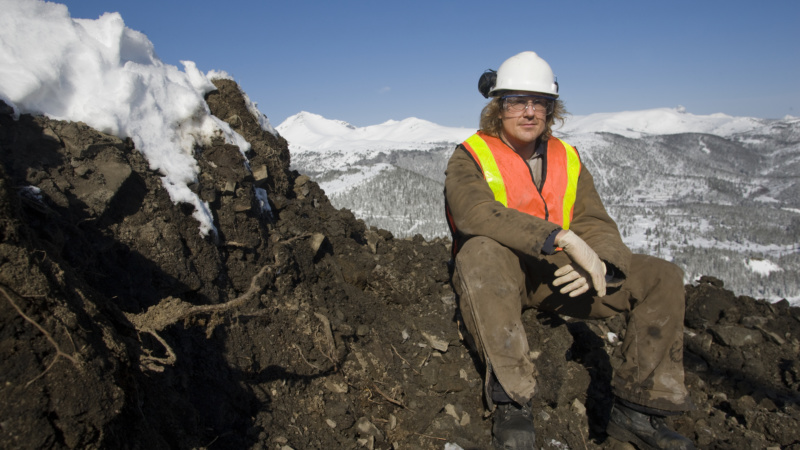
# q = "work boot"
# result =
<box><xmin>607</xmin><ymin>401</ymin><xmax>695</xmax><ymax>450</ymax></box>
<box><xmin>492</xmin><ymin>401</ymin><xmax>536</xmax><ymax>449</ymax></box>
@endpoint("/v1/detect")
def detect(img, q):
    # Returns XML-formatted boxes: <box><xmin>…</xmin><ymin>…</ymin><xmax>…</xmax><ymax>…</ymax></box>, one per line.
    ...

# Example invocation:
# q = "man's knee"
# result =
<box><xmin>455</xmin><ymin>236</ymin><xmax>520</xmax><ymax>279</ymax></box>
<box><xmin>632</xmin><ymin>255</ymin><xmax>684</xmax><ymax>289</ymax></box>
<box><xmin>652</xmin><ymin>257</ymin><xmax>684</xmax><ymax>289</ymax></box>
<box><xmin>622</xmin><ymin>256</ymin><xmax>687</xmax><ymax>316</ymax></box>
<box><xmin>457</xmin><ymin>236</ymin><xmax>511</xmax><ymax>259</ymax></box>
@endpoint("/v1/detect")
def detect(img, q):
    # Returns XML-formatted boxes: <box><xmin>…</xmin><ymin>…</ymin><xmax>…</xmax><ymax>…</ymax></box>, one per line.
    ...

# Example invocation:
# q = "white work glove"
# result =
<box><xmin>553</xmin><ymin>264</ymin><xmax>593</xmax><ymax>297</ymax></box>
<box><xmin>554</xmin><ymin>230</ymin><xmax>607</xmax><ymax>297</ymax></box>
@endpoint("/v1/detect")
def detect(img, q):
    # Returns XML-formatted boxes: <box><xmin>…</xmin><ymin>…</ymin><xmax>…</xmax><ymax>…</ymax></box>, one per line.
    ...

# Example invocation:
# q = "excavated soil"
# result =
<box><xmin>0</xmin><ymin>80</ymin><xmax>799</xmax><ymax>450</ymax></box>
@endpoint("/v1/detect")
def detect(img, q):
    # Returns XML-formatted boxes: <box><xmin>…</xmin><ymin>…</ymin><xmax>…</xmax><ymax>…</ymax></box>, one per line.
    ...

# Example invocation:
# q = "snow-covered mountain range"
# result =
<box><xmin>278</xmin><ymin>109</ymin><xmax>800</xmax><ymax>303</ymax></box>
<box><xmin>278</xmin><ymin>111</ymin><xmax>473</xmax><ymax>152</ymax></box>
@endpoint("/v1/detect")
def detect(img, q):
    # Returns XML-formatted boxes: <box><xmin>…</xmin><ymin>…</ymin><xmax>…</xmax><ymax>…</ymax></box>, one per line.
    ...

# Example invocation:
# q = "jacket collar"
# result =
<box><xmin>533</xmin><ymin>137</ymin><xmax>547</xmax><ymax>158</ymax></box>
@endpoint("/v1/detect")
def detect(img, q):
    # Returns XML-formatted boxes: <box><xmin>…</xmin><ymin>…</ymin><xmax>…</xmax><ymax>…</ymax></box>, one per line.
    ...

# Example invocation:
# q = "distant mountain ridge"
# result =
<box><xmin>279</xmin><ymin>109</ymin><xmax>800</xmax><ymax>303</ymax></box>
<box><xmin>559</xmin><ymin>107</ymin><xmax>798</xmax><ymax>139</ymax></box>
<box><xmin>277</xmin><ymin>111</ymin><xmax>475</xmax><ymax>152</ymax></box>
<box><xmin>279</xmin><ymin>108</ymin><xmax>800</xmax><ymax>149</ymax></box>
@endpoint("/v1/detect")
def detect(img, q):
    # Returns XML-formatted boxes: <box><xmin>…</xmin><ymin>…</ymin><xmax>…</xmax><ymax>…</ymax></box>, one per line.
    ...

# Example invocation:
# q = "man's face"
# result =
<box><xmin>500</xmin><ymin>91</ymin><xmax>549</xmax><ymax>151</ymax></box>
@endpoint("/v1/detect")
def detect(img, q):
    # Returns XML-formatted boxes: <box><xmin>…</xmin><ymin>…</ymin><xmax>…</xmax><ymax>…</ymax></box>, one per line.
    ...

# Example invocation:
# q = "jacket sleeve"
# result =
<box><xmin>445</xmin><ymin>145</ymin><xmax>561</xmax><ymax>258</ymax></box>
<box><xmin>568</xmin><ymin>165</ymin><xmax>632</xmax><ymax>280</ymax></box>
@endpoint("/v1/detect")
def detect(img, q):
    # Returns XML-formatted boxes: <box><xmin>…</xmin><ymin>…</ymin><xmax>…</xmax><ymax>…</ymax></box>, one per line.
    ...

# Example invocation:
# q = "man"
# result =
<box><xmin>444</xmin><ymin>51</ymin><xmax>695</xmax><ymax>450</ymax></box>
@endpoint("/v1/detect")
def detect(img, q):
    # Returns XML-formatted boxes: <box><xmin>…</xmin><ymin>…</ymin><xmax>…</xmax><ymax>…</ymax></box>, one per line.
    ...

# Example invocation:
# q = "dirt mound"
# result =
<box><xmin>1</xmin><ymin>81</ymin><xmax>798</xmax><ymax>449</ymax></box>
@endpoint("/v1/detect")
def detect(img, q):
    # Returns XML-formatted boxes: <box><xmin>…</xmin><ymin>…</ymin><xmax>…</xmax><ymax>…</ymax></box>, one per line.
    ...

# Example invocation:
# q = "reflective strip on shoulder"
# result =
<box><xmin>558</xmin><ymin>138</ymin><xmax>581</xmax><ymax>230</ymax></box>
<box><xmin>465</xmin><ymin>134</ymin><xmax>508</xmax><ymax>207</ymax></box>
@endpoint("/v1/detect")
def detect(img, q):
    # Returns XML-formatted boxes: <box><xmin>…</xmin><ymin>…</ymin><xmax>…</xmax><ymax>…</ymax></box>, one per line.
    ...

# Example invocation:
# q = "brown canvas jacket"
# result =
<box><xmin>445</xmin><ymin>140</ymin><xmax>632</xmax><ymax>282</ymax></box>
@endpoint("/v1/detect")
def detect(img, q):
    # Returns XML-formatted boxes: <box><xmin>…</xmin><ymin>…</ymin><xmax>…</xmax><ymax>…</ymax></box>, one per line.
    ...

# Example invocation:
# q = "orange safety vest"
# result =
<box><xmin>446</xmin><ymin>131</ymin><xmax>581</xmax><ymax>254</ymax></box>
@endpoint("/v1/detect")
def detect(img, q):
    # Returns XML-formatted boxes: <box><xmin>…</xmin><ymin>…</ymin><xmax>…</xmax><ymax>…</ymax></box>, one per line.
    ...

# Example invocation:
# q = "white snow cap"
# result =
<box><xmin>0</xmin><ymin>0</ymin><xmax>276</xmax><ymax>235</ymax></box>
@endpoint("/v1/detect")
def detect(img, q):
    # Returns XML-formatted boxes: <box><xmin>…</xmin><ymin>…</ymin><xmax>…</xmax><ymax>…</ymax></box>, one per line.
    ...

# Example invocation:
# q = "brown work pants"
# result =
<box><xmin>453</xmin><ymin>236</ymin><xmax>691</xmax><ymax>412</ymax></box>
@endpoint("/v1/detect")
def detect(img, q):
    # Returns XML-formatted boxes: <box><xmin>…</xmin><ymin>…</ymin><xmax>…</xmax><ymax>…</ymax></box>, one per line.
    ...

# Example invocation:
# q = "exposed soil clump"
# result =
<box><xmin>1</xmin><ymin>81</ymin><xmax>798</xmax><ymax>449</ymax></box>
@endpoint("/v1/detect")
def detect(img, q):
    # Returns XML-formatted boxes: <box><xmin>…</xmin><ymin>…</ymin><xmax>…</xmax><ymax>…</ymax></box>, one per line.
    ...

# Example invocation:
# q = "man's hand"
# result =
<box><xmin>555</xmin><ymin>230</ymin><xmax>607</xmax><ymax>297</ymax></box>
<box><xmin>553</xmin><ymin>264</ymin><xmax>591</xmax><ymax>297</ymax></box>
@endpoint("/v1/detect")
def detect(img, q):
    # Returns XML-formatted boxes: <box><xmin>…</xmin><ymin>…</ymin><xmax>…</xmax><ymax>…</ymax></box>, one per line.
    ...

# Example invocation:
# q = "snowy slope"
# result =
<box><xmin>558</xmin><ymin>107</ymin><xmax>784</xmax><ymax>139</ymax></box>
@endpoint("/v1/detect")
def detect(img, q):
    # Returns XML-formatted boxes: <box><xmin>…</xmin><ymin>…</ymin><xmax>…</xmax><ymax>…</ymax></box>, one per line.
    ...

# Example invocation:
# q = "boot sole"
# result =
<box><xmin>606</xmin><ymin>420</ymin><xmax>657</xmax><ymax>450</ymax></box>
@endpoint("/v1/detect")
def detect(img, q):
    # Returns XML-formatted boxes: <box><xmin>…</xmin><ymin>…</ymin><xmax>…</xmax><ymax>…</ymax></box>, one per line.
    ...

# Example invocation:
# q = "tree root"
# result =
<box><xmin>125</xmin><ymin>261</ymin><xmax>277</xmax><ymax>372</ymax></box>
<box><xmin>371</xmin><ymin>383</ymin><xmax>406</xmax><ymax>409</ymax></box>
<box><xmin>1</xmin><ymin>285</ymin><xmax>80</xmax><ymax>386</ymax></box>
<box><xmin>390</xmin><ymin>344</ymin><xmax>420</xmax><ymax>375</ymax></box>
<box><xmin>126</xmin><ymin>262</ymin><xmax>276</xmax><ymax>333</ymax></box>
<box><xmin>313</xmin><ymin>312</ymin><xmax>340</xmax><ymax>366</ymax></box>
<box><xmin>292</xmin><ymin>344</ymin><xmax>324</xmax><ymax>372</ymax></box>
<box><xmin>125</xmin><ymin>233</ymin><xmax>315</xmax><ymax>372</ymax></box>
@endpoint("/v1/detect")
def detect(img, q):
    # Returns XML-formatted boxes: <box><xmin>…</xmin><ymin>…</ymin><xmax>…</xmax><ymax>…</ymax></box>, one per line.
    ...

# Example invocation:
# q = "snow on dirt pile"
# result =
<box><xmin>0</xmin><ymin>0</ymin><xmax>270</xmax><ymax>235</ymax></box>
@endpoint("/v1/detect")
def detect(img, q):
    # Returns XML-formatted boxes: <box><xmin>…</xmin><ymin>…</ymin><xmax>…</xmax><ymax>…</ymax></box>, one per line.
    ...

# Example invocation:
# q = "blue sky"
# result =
<box><xmin>62</xmin><ymin>0</ymin><xmax>799</xmax><ymax>128</ymax></box>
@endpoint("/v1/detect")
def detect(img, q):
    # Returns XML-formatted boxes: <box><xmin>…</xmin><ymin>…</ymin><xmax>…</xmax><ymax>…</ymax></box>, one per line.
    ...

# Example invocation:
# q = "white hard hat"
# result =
<box><xmin>489</xmin><ymin>51</ymin><xmax>559</xmax><ymax>98</ymax></box>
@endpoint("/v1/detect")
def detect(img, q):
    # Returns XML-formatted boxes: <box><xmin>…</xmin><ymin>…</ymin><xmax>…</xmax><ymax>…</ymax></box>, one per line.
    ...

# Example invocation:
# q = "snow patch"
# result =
<box><xmin>745</xmin><ymin>258</ymin><xmax>783</xmax><ymax>276</ymax></box>
<box><xmin>321</xmin><ymin>163</ymin><xmax>394</xmax><ymax>196</ymax></box>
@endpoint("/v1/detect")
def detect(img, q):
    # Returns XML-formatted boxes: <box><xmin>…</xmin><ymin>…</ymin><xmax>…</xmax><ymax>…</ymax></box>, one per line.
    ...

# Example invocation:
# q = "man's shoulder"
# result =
<box><xmin>548</xmin><ymin>135</ymin><xmax>579</xmax><ymax>154</ymax></box>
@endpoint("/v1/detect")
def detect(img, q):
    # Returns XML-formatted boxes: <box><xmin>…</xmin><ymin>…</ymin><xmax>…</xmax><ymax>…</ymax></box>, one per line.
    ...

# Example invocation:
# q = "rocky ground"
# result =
<box><xmin>1</xmin><ymin>80</ymin><xmax>799</xmax><ymax>450</ymax></box>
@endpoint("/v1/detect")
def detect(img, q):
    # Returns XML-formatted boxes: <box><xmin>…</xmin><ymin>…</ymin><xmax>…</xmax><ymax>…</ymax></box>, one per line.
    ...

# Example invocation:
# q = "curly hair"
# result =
<box><xmin>479</xmin><ymin>94</ymin><xmax>568</xmax><ymax>141</ymax></box>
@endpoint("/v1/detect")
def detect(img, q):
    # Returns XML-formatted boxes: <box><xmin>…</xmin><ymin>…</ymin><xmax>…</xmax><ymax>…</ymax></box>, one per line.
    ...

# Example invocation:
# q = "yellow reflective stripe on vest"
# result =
<box><xmin>559</xmin><ymin>138</ymin><xmax>580</xmax><ymax>230</ymax></box>
<box><xmin>465</xmin><ymin>134</ymin><xmax>508</xmax><ymax>207</ymax></box>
